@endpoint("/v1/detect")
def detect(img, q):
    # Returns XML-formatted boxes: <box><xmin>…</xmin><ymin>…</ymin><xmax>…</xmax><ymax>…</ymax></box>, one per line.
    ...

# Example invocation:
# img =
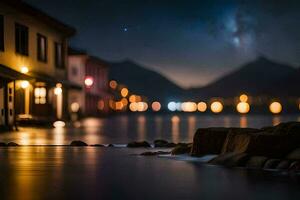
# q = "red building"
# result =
<box><xmin>68</xmin><ymin>48</ymin><xmax>112</xmax><ymax>117</ymax></box>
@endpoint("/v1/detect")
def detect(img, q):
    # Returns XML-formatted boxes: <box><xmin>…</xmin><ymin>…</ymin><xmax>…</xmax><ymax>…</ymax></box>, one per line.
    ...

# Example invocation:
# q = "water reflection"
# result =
<box><xmin>137</xmin><ymin>115</ymin><xmax>146</xmax><ymax>141</ymax></box>
<box><xmin>240</xmin><ymin>116</ymin><xmax>248</xmax><ymax>128</ymax></box>
<box><xmin>272</xmin><ymin>116</ymin><xmax>281</xmax><ymax>126</ymax></box>
<box><xmin>188</xmin><ymin>116</ymin><xmax>196</xmax><ymax>141</ymax></box>
<box><xmin>171</xmin><ymin>115</ymin><xmax>180</xmax><ymax>143</ymax></box>
<box><xmin>0</xmin><ymin>114</ymin><xmax>300</xmax><ymax>145</ymax></box>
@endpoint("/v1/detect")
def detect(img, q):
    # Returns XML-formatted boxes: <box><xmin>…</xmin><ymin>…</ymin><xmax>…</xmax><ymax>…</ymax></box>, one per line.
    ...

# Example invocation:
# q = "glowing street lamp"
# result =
<box><xmin>20</xmin><ymin>66</ymin><xmax>29</xmax><ymax>74</ymax></box>
<box><xmin>20</xmin><ymin>80</ymin><xmax>29</xmax><ymax>89</ymax></box>
<box><xmin>84</xmin><ymin>77</ymin><xmax>94</xmax><ymax>87</ymax></box>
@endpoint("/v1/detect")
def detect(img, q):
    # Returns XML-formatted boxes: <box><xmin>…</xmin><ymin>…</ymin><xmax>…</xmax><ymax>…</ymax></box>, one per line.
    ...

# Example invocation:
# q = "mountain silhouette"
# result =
<box><xmin>108</xmin><ymin>60</ymin><xmax>186</xmax><ymax>103</ymax></box>
<box><xmin>189</xmin><ymin>56</ymin><xmax>297</xmax><ymax>99</ymax></box>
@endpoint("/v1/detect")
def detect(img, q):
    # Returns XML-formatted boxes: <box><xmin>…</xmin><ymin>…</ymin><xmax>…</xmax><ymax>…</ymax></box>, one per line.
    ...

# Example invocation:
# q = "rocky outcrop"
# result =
<box><xmin>191</xmin><ymin>122</ymin><xmax>300</xmax><ymax>171</ymax></box>
<box><xmin>70</xmin><ymin>141</ymin><xmax>88</xmax><ymax>146</ymax></box>
<box><xmin>192</xmin><ymin>122</ymin><xmax>300</xmax><ymax>158</ymax></box>
<box><xmin>127</xmin><ymin>141</ymin><xmax>151</xmax><ymax>148</ymax></box>
<box><xmin>191</xmin><ymin>128</ymin><xmax>229</xmax><ymax>156</ymax></box>
<box><xmin>171</xmin><ymin>143</ymin><xmax>192</xmax><ymax>155</ymax></box>
<box><xmin>7</xmin><ymin>142</ymin><xmax>19</xmax><ymax>146</ymax></box>
<box><xmin>154</xmin><ymin>140</ymin><xmax>176</xmax><ymax>148</ymax></box>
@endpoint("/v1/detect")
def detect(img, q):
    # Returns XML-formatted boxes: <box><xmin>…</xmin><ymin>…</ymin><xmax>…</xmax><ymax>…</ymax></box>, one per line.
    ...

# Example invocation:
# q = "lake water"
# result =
<box><xmin>0</xmin><ymin>147</ymin><xmax>299</xmax><ymax>200</ymax></box>
<box><xmin>0</xmin><ymin>114</ymin><xmax>300</xmax><ymax>200</ymax></box>
<box><xmin>0</xmin><ymin>113</ymin><xmax>300</xmax><ymax>145</ymax></box>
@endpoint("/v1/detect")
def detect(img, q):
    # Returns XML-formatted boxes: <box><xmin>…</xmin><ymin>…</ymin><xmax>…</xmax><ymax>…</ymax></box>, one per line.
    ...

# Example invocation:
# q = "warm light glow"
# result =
<box><xmin>115</xmin><ymin>101</ymin><xmax>124</xmax><ymax>110</ymax></box>
<box><xmin>181</xmin><ymin>102</ymin><xmax>197</xmax><ymax>112</ymax></box>
<box><xmin>98</xmin><ymin>100</ymin><xmax>105</xmax><ymax>110</ymax></box>
<box><xmin>109</xmin><ymin>80</ymin><xmax>118</xmax><ymax>89</ymax></box>
<box><xmin>239</xmin><ymin>94</ymin><xmax>248</xmax><ymax>102</ymax></box>
<box><xmin>84</xmin><ymin>77</ymin><xmax>94</xmax><ymax>87</ymax></box>
<box><xmin>53</xmin><ymin>120</ymin><xmax>65</xmax><ymax>128</ymax></box>
<box><xmin>269</xmin><ymin>102</ymin><xmax>282</xmax><ymax>114</ymax></box>
<box><xmin>236</xmin><ymin>102</ymin><xmax>250</xmax><ymax>114</ymax></box>
<box><xmin>129</xmin><ymin>102</ymin><xmax>138</xmax><ymax>112</ymax></box>
<box><xmin>210</xmin><ymin>101</ymin><xmax>223</xmax><ymax>113</ymax></box>
<box><xmin>197</xmin><ymin>102</ymin><xmax>207</xmax><ymax>112</ymax></box>
<box><xmin>20</xmin><ymin>66</ymin><xmax>29</xmax><ymax>74</ymax></box>
<box><xmin>121</xmin><ymin>88</ymin><xmax>129</xmax><ymax>97</ymax></box>
<box><xmin>168</xmin><ymin>102</ymin><xmax>177</xmax><ymax>111</ymax></box>
<box><xmin>54</xmin><ymin>87</ymin><xmax>62</xmax><ymax>95</ymax></box>
<box><xmin>137</xmin><ymin>102</ymin><xmax>148</xmax><ymax>112</ymax></box>
<box><xmin>151</xmin><ymin>101</ymin><xmax>161</xmax><ymax>112</ymax></box>
<box><xmin>129</xmin><ymin>95</ymin><xmax>142</xmax><ymax>103</ymax></box>
<box><xmin>70</xmin><ymin>102</ymin><xmax>80</xmax><ymax>112</ymax></box>
<box><xmin>121</xmin><ymin>98</ymin><xmax>128</xmax><ymax>106</ymax></box>
<box><xmin>20</xmin><ymin>80</ymin><xmax>29</xmax><ymax>89</ymax></box>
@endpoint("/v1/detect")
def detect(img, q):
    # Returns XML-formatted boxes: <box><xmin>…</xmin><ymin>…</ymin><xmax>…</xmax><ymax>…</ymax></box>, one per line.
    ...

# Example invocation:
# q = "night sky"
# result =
<box><xmin>26</xmin><ymin>0</ymin><xmax>300</xmax><ymax>88</ymax></box>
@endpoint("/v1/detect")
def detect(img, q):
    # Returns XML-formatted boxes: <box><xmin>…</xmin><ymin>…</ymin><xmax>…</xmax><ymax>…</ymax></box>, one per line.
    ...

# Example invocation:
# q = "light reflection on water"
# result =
<box><xmin>0</xmin><ymin>114</ymin><xmax>300</xmax><ymax>145</ymax></box>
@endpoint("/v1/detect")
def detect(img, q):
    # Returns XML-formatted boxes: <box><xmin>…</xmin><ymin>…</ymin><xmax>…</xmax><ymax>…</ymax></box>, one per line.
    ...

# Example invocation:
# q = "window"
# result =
<box><xmin>71</xmin><ymin>66</ymin><xmax>78</xmax><ymax>76</ymax></box>
<box><xmin>37</xmin><ymin>34</ymin><xmax>47</xmax><ymax>62</ymax></box>
<box><xmin>15</xmin><ymin>23</ymin><xmax>29</xmax><ymax>55</ymax></box>
<box><xmin>34</xmin><ymin>87</ymin><xmax>46</xmax><ymax>104</ymax></box>
<box><xmin>55</xmin><ymin>42</ymin><xmax>63</xmax><ymax>68</ymax></box>
<box><xmin>0</xmin><ymin>15</ymin><xmax>4</xmax><ymax>51</ymax></box>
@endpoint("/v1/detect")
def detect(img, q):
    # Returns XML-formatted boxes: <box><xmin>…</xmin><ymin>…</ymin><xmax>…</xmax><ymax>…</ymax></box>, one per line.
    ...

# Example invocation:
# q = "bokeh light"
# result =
<box><xmin>109</xmin><ymin>80</ymin><xmax>118</xmax><ymax>89</ymax></box>
<box><xmin>84</xmin><ymin>77</ymin><xmax>94</xmax><ymax>87</ymax></box>
<box><xmin>239</xmin><ymin>94</ymin><xmax>248</xmax><ymax>102</ymax></box>
<box><xmin>197</xmin><ymin>102</ymin><xmax>207</xmax><ymax>112</ymax></box>
<box><xmin>70</xmin><ymin>102</ymin><xmax>80</xmax><ymax>112</ymax></box>
<box><xmin>269</xmin><ymin>102</ymin><xmax>282</xmax><ymax>114</ymax></box>
<box><xmin>121</xmin><ymin>88</ymin><xmax>129</xmax><ymax>97</ymax></box>
<box><xmin>151</xmin><ymin>101</ymin><xmax>161</xmax><ymax>112</ymax></box>
<box><xmin>210</xmin><ymin>101</ymin><xmax>223</xmax><ymax>113</ymax></box>
<box><xmin>236</xmin><ymin>102</ymin><xmax>250</xmax><ymax>114</ymax></box>
<box><xmin>181</xmin><ymin>102</ymin><xmax>197</xmax><ymax>112</ymax></box>
<box><xmin>168</xmin><ymin>102</ymin><xmax>177</xmax><ymax>111</ymax></box>
<box><xmin>20</xmin><ymin>80</ymin><xmax>29</xmax><ymax>89</ymax></box>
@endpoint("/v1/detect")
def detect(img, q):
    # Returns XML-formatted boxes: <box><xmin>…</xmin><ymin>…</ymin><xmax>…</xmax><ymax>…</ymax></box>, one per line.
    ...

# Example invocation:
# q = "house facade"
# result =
<box><xmin>0</xmin><ymin>0</ymin><xmax>76</xmax><ymax>129</ymax></box>
<box><xmin>68</xmin><ymin>49</ymin><xmax>111</xmax><ymax>117</ymax></box>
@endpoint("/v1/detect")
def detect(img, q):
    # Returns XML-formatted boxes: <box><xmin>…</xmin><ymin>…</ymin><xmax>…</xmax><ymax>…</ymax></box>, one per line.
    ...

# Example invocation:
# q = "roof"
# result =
<box><xmin>0</xmin><ymin>64</ymin><xmax>31</xmax><ymax>80</ymax></box>
<box><xmin>2</xmin><ymin>0</ymin><xmax>76</xmax><ymax>37</ymax></box>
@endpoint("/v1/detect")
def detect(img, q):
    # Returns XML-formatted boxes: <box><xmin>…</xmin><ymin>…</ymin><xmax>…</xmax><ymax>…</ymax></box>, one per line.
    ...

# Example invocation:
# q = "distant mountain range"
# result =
<box><xmin>108</xmin><ymin>60</ymin><xmax>186</xmax><ymax>103</ymax></box>
<box><xmin>108</xmin><ymin>57</ymin><xmax>300</xmax><ymax>102</ymax></box>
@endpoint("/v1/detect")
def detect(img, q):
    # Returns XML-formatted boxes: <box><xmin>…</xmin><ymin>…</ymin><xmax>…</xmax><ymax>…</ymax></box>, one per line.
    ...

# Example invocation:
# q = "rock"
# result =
<box><xmin>191</xmin><ymin>128</ymin><xmax>229</xmax><ymax>156</ymax></box>
<box><xmin>7</xmin><ymin>142</ymin><xmax>19</xmax><ymax>146</ymax></box>
<box><xmin>108</xmin><ymin>144</ymin><xmax>114</xmax><ymax>147</ymax></box>
<box><xmin>289</xmin><ymin>161</ymin><xmax>300</xmax><ymax>172</ymax></box>
<box><xmin>154</xmin><ymin>140</ymin><xmax>176</xmax><ymax>148</ymax></box>
<box><xmin>209</xmin><ymin>152</ymin><xmax>250</xmax><ymax>167</ymax></box>
<box><xmin>90</xmin><ymin>144</ymin><xmax>105</xmax><ymax>147</ymax></box>
<box><xmin>140</xmin><ymin>151</ymin><xmax>169</xmax><ymax>156</ymax></box>
<box><xmin>127</xmin><ymin>141</ymin><xmax>151</xmax><ymax>148</ymax></box>
<box><xmin>70</xmin><ymin>140</ymin><xmax>88</xmax><ymax>146</ymax></box>
<box><xmin>276</xmin><ymin>160</ymin><xmax>291</xmax><ymax>170</ymax></box>
<box><xmin>246</xmin><ymin>156</ymin><xmax>268</xmax><ymax>169</ymax></box>
<box><xmin>286</xmin><ymin>148</ymin><xmax>300</xmax><ymax>160</ymax></box>
<box><xmin>171</xmin><ymin>143</ymin><xmax>192</xmax><ymax>155</ymax></box>
<box><xmin>0</xmin><ymin>142</ymin><xmax>7</xmax><ymax>146</ymax></box>
<box><xmin>263</xmin><ymin>159</ymin><xmax>281</xmax><ymax>169</ymax></box>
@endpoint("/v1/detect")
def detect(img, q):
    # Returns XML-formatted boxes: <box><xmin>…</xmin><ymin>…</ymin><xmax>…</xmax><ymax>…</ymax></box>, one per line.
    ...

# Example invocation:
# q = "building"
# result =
<box><xmin>0</xmin><ymin>0</ymin><xmax>77</xmax><ymax>129</ymax></box>
<box><xmin>68</xmin><ymin>48</ymin><xmax>111</xmax><ymax>117</ymax></box>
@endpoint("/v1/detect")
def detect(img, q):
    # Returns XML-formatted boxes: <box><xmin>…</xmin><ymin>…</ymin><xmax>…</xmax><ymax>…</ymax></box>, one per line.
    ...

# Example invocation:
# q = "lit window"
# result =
<box><xmin>34</xmin><ymin>87</ymin><xmax>46</xmax><ymax>104</ymax></box>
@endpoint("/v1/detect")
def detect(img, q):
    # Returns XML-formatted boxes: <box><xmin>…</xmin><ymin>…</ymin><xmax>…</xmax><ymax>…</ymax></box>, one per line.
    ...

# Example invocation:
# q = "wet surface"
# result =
<box><xmin>0</xmin><ymin>147</ymin><xmax>299</xmax><ymax>200</ymax></box>
<box><xmin>0</xmin><ymin>114</ymin><xmax>300</xmax><ymax>145</ymax></box>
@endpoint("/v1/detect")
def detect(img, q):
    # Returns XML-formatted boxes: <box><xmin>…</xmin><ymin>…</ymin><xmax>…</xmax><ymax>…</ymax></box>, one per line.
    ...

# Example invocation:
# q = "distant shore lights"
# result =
<box><xmin>151</xmin><ymin>101</ymin><xmax>161</xmax><ymax>112</ymax></box>
<box><xmin>237</xmin><ymin>94</ymin><xmax>250</xmax><ymax>114</ymax></box>
<box><xmin>197</xmin><ymin>102</ymin><xmax>207</xmax><ymax>112</ymax></box>
<box><xmin>121</xmin><ymin>87</ymin><xmax>129</xmax><ymax>97</ymax></box>
<box><xmin>210</xmin><ymin>101</ymin><xmax>223</xmax><ymax>113</ymax></box>
<box><xmin>269</xmin><ymin>101</ymin><xmax>282</xmax><ymax>114</ymax></box>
